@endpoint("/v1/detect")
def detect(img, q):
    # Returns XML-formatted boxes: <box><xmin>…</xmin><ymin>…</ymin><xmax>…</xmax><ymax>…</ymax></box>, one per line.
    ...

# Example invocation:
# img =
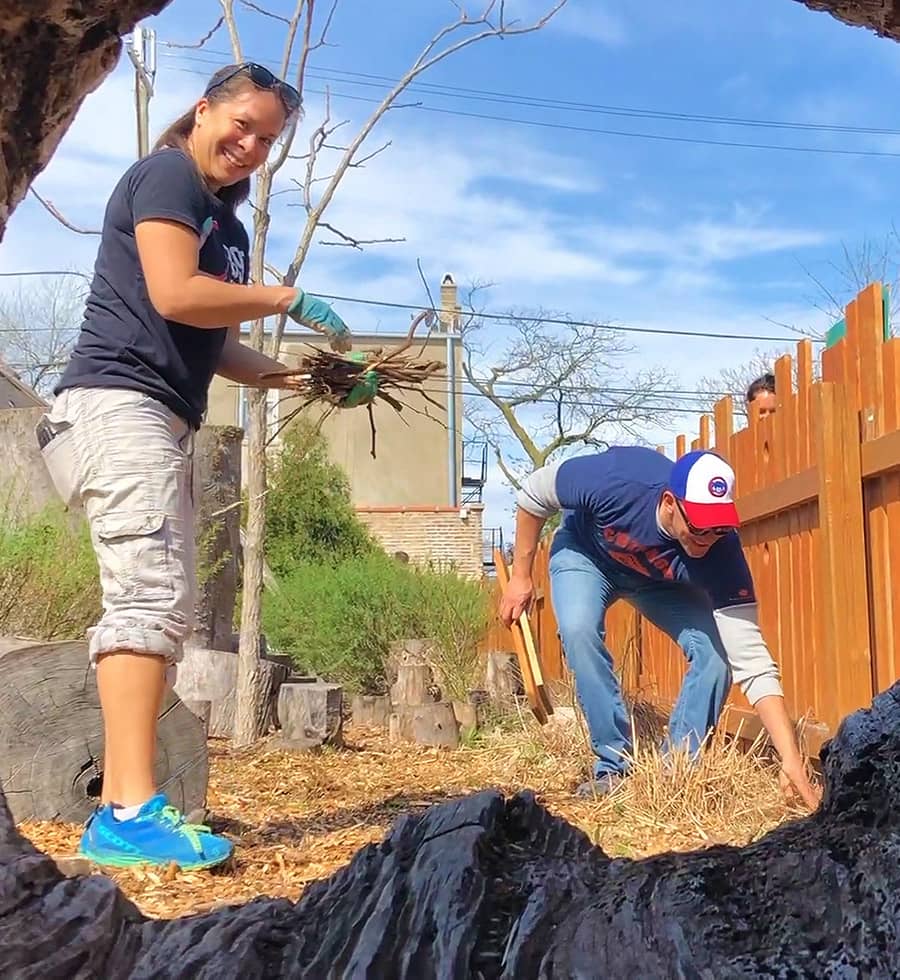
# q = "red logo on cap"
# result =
<box><xmin>708</xmin><ymin>476</ymin><xmax>728</xmax><ymax>498</ymax></box>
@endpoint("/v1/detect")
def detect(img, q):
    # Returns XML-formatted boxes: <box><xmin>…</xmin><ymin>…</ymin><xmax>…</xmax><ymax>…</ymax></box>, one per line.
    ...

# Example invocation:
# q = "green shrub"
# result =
<box><xmin>264</xmin><ymin>421</ymin><xmax>374</xmax><ymax>577</ymax></box>
<box><xmin>262</xmin><ymin>553</ymin><xmax>491</xmax><ymax>697</ymax></box>
<box><xmin>0</xmin><ymin>504</ymin><xmax>100</xmax><ymax>639</ymax></box>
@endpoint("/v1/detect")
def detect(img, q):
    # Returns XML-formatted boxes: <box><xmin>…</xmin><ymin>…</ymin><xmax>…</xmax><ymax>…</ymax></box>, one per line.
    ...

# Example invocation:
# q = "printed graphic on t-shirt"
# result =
<box><xmin>199</xmin><ymin>216</ymin><xmax>247</xmax><ymax>284</ymax></box>
<box><xmin>224</xmin><ymin>245</ymin><xmax>246</xmax><ymax>284</ymax></box>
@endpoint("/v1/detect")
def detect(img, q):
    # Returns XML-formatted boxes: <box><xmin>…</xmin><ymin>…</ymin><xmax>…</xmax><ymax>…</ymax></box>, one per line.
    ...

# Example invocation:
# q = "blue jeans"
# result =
<box><xmin>549</xmin><ymin>528</ymin><xmax>732</xmax><ymax>778</ymax></box>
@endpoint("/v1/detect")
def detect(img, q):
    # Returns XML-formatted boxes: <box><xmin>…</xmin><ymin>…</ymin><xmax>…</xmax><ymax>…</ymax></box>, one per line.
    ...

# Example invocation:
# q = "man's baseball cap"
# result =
<box><xmin>668</xmin><ymin>450</ymin><xmax>740</xmax><ymax>530</ymax></box>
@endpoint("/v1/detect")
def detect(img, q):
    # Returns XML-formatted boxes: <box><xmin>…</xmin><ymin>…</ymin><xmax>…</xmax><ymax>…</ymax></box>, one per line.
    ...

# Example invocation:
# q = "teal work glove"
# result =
<box><xmin>342</xmin><ymin>351</ymin><xmax>379</xmax><ymax>407</ymax></box>
<box><xmin>287</xmin><ymin>289</ymin><xmax>352</xmax><ymax>352</ymax></box>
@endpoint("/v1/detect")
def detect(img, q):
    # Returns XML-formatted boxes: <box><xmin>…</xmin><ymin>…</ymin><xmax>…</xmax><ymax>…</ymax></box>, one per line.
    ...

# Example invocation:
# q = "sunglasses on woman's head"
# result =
<box><xmin>674</xmin><ymin>498</ymin><xmax>732</xmax><ymax>538</ymax></box>
<box><xmin>205</xmin><ymin>62</ymin><xmax>301</xmax><ymax>115</ymax></box>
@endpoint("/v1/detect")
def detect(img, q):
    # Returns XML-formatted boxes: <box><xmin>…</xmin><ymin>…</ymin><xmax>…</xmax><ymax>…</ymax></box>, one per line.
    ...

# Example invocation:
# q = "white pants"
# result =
<box><xmin>38</xmin><ymin>387</ymin><xmax>196</xmax><ymax>666</ymax></box>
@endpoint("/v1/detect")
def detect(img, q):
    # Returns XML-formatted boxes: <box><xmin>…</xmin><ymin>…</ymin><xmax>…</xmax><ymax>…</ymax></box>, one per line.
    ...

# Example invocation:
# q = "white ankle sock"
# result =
<box><xmin>111</xmin><ymin>802</ymin><xmax>144</xmax><ymax>821</ymax></box>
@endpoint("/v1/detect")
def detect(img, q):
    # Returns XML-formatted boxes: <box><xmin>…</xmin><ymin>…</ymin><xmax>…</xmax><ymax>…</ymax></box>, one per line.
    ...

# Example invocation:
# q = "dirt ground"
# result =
<box><xmin>19</xmin><ymin>711</ymin><xmax>813</xmax><ymax>920</ymax></box>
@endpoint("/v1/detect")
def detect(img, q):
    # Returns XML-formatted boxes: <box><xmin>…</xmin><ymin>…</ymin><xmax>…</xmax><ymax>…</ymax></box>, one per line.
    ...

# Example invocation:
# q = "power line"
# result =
<box><xmin>4</xmin><ymin>352</ymin><xmax>735</xmax><ymax>403</ymax></box>
<box><xmin>162</xmin><ymin>48</ymin><xmax>900</xmax><ymax>138</ymax></box>
<box><xmin>169</xmin><ymin>65</ymin><xmax>900</xmax><ymax>160</ymax></box>
<box><xmin>312</xmin><ymin>291</ymin><xmax>808</xmax><ymax>343</ymax></box>
<box><xmin>0</xmin><ymin>274</ymin><xmax>807</xmax><ymax>343</ymax></box>
<box><xmin>163</xmin><ymin>57</ymin><xmax>900</xmax><ymax>159</ymax></box>
<box><xmin>169</xmin><ymin>68</ymin><xmax>900</xmax><ymax>159</ymax></box>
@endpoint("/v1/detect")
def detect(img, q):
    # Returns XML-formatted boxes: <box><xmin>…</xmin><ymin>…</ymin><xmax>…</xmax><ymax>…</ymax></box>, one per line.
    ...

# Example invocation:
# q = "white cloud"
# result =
<box><xmin>555</xmin><ymin>4</ymin><xmax>627</xmax><ymax>45</ymax></box>
<box><xmin>505</xmin><ymin>0</ymin><xmax>627</xmax><ymax>45</ymax></box>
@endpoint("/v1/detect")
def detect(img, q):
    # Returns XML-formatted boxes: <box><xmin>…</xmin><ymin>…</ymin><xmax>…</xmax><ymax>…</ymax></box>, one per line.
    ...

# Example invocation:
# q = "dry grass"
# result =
<box><xmin>18</xmin><ymin>704</ymin><xmax>814</xmax><ymax>920</ymax></box>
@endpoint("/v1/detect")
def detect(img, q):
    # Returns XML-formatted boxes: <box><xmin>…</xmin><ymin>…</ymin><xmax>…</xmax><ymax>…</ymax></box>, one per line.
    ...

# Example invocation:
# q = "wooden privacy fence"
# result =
<box><xmin>485</xmin><ymin>282</ymin><xmax>900</xmax><ymax>753</ymax></box>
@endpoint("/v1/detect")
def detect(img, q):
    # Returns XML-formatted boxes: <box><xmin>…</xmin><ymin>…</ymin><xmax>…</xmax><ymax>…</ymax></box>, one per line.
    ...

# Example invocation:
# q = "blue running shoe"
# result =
<box><xmin>78</xmin><ymin>794</ymin><xmax>233</xmax><ymax>870</ymax></box>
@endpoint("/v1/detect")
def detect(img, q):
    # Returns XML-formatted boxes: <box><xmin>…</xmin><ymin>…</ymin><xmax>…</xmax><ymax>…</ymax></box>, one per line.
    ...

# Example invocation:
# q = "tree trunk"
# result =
<box><xmin>0</xmin><ymin>639</ymin><xmax>207</xmax><ymax>823</ymax></box>
<box><xmin>192</xmin><ymin>424</ymin><xmax>243</xmax><ymax>651</ymax></box>
<box><xmin>233</xmin><ymin>389</ymin><xmax>268</xmax><ymax>748</ymax></box>
<box><xmin>4</xmin><ymin>682</ymin><xmax>900</xmax><ymax>977</ymax></box>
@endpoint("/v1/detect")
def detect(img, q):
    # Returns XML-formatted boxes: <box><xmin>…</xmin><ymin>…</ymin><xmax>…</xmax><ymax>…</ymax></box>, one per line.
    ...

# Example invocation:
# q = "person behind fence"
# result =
<box><xmin>35</xmin><ymin>62</ymin><xmax>353</xmax><ymax>871</ymax></box>
<box><xmin>499</xmin><ymin>446</ymin><xmax>820</xmax><ymax>808</ymax></box>
<box><xmin>746</xmin><ymin>372</ymin><xmax>776</xmax><ymax>418</ymax></box>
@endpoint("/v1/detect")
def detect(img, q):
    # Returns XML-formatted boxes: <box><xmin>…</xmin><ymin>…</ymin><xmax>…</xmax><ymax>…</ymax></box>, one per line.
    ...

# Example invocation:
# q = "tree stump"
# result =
<box><xmin>351</xmin><ymin>694</ymin><xmax>392</xmax><ymax>729</ymax></box>
<box><xmin>386</xmin><ymin>637</ymin><xmax>438</xmax><ymax>686</ymax></box>
<box><xmin>0</xmin><ymin>639</ymin><xmax>207</xmax><ymax>823</ymax></box>
<box><xmin>411</xmin><ymin>703</ymin><xmax>460</xmax><ymax>748</ymax></box>
<box><xmin>453</xmin><ymin>701</ymin><xmax>478</xmax><ymax>739</ymax></box>
<box><xmin>4</xmin><ymin>683</ymin><xmax>900</xmax><ymax>977</ymax></box>
<box><xmin>389</xmin><ymin>703</ymin><xmax>460</xmax><ymax>748</ymax></box>
<box><xmin>389</xmin><ymin>657</ymin><xmax>459</xmax><ymax>749</ymax></box>
<box><xmin>485</xmin><ymin>651</ymin><xmax>521</xmax><ymax>705</ymax></box>
<box><xmin>174</xmin><ymin>646</ymin><xmax>288</xmax><ymax>739</ymax></box>
<box><xmin>277</xmin><ymin>681</ymin><xmax>343</xmax><ymax>750</ymax></box>
<box><xmin>390</xmin><ymin>663</ymin><xmax>436</xmax><ymax>708</ymax></box>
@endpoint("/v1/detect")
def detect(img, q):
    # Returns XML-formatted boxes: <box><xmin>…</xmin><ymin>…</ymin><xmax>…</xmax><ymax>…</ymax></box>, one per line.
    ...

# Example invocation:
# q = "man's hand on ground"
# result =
<box><xmin>499</xmin><ymin>574</ymin><xmax>534</xmax><ymax>628</ymax></box>
<box><xmin>779</xmin><ymin>764</ymin><xmax>823</xmax><ymax>810</ymax></box>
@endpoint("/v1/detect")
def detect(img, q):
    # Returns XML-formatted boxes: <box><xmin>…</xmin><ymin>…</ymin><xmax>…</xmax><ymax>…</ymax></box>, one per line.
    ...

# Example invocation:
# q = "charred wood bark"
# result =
<box><xmin>3</xmin><ymin>684</ymin><xmax>900</xmax><ymax>978</ymax></box>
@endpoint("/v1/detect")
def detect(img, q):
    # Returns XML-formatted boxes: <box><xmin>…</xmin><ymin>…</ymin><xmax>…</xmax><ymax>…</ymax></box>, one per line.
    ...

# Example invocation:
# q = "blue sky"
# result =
<box><xmin>4</xmin><ymin>0</ymin><xmax>900</xmax><ymax>534</ymax></box>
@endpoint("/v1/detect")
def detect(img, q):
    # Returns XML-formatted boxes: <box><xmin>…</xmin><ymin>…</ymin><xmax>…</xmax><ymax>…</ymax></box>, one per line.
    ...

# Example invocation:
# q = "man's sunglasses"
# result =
<box><xmin>674</xmin><ymin>498</ymin><xmax>732</xmax><ymax>538</ymax></box>
<box><xmin>205</xmin><ymin>62</ymin><xmax>301</xmax><ymax>115</ymax></box>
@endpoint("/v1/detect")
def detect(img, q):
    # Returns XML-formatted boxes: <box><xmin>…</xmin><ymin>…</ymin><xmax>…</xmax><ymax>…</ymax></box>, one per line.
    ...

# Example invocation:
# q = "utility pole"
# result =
<box><xmin>127</xmin><ymin>25</ymin><xmax>157</xmax><ymax>158</ymax></box>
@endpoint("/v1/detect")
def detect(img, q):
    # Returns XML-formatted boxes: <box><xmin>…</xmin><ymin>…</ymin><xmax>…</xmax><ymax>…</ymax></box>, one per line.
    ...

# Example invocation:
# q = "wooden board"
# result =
<box><xmin>493</xmin><ymin>551</ymin><xmax>552</xmax><ymax>722</ymax></box>
<box><xmin>0</xmin><ymin>639</ymin><xmax>208</xmax><ymax>823</ymax></box>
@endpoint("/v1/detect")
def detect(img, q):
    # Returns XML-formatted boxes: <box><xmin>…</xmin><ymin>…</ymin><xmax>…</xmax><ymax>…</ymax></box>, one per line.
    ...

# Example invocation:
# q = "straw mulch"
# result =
<box><xmin>18</xmin><ymin>706</ymin><xmax>814</xmax><ymax>920</ymax></box>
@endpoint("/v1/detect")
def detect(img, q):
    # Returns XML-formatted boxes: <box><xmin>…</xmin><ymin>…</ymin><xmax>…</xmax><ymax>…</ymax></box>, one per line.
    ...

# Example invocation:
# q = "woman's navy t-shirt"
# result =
<box><xmin>56</xmin><ymin>147</ymin><xmax>250</xmax><ymax>429</ymax></box>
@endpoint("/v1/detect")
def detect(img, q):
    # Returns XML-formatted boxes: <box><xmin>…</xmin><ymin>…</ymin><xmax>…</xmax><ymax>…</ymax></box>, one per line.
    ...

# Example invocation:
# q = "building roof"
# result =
<box><xmin>0</xmin><ymin>357</ymin><xmax>46</xmax><ymax>409</ymax></box>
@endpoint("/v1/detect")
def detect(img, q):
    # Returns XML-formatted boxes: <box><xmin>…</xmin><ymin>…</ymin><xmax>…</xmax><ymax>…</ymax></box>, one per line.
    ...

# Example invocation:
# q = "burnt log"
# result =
<box><xmin>3</xmin><ymin>683</ymin><xmax>900</xmax><ymax>977</ymax></box>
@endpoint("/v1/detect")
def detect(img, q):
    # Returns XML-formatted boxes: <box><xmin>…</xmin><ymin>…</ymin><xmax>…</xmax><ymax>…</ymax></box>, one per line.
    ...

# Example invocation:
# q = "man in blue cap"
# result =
<box><xmin>500</xmin><ymin>445</ymin><xmax>820</xmax><ymax>807</ymax></box>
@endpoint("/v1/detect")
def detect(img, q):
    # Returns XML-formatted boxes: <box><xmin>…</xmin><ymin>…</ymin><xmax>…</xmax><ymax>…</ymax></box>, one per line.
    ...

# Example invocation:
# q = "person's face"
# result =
<box><xmin>659</xmin><ymin>490</ymin><xmax>733</xmax><ymax>558</ymax></box>
<box><xmin>749</xmin><ymin>389</ymin><xmax>777</xmax><ymax>419</ymax></box>
<box><xmin>193</xmin><ymin>86</ymin><xmax>286</xmax><ymax>188</ymax></box>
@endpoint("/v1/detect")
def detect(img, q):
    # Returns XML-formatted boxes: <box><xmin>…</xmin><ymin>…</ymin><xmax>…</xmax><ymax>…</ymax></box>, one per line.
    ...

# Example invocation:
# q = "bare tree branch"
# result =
<box><xmin>219</xmin><ymin>0</ymin><xmax>244</xmax><ymax>62</ymax></box>
<box><xmin>268</xmin><ymin>0</ymin><xmax>569</xmax><ymax>358</ymax></box>
<box><xmin>240</xmin><ymin>0</ymin><xmax>291</xmax><ymax>24</ymax></box>
<box><xmin>316</xmin><ymin>222</ymin><xmax>405</xmax><ymax>250</ymax></box>
<box><xmin>349</xmin><ymin>139</ymin><xmax>392</xmax><ymax>167</ymax></box>
<box><xmin>163</xmin><ymin>15</ymin><xmax>225</xmax><ymax>49</ymax></box>
<box><xmin>29</xmin><ymin>188</ymin><xmax>100</xmax><ymax>236</ymax></box>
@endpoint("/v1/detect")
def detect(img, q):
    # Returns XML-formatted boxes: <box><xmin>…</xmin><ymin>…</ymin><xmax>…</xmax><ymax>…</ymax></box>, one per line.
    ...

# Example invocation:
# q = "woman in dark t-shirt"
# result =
<box><xmin>38</xmin><ymin>63</ymin><xmax>350</xmax><ymax>871</ymax></box>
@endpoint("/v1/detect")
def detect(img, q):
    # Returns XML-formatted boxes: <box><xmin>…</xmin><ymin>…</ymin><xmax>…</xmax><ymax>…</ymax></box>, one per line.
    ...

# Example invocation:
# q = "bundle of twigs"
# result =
<box><xmin>259</xmin><ymin>309</ymin><xmax>446</xmax><ymax>458</ymax></box>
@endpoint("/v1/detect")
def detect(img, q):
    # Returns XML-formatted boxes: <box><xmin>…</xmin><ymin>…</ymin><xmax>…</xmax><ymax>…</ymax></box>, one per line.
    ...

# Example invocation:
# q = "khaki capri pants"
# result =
<box><xmin>38</xmin><ymin>387</ymin><xmax>195</xmax><ymax>667</ymax></box>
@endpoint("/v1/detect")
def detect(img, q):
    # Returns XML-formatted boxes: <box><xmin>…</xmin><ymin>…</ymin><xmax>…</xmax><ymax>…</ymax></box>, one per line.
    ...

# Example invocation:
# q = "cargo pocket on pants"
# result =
<box><xmin>95</xmin><ymin>511</ymin><xmax>174</xmax><ymax>603</ymax></box>
<box><xmin>36</xmin><ymin>417</ymin><xmax>80</xmax><ymax>508</ymax></box>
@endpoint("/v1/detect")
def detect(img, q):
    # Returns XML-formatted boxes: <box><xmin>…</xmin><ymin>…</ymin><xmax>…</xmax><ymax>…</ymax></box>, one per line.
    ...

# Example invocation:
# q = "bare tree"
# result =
<box><xmin>0</xmin><ymin>275</ymin><xmax>87</xmax><ymax>395</ymax></box>
<box><xmin>763</xmin><ymin>229</ymin><xmax>900</xmax><ymax>342</ymax></box>
<box><xmin>694</xmin><ymin>347</ymin><xmax>789</xmax><ymax>421</ymax></box>
<box><xmin>214</xmin><ymin>0</ymin><xmax>570</xmax><ymax>745</ymax></box>
<box><xmin>798</xmin><ymin>230</ymin><xmax>900</xmax><ymax>330</ymax></box>
<box><xmin>459</xmin><ymin>287</ymin><xmax>677</xmax><ymax>490</ymax></box>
